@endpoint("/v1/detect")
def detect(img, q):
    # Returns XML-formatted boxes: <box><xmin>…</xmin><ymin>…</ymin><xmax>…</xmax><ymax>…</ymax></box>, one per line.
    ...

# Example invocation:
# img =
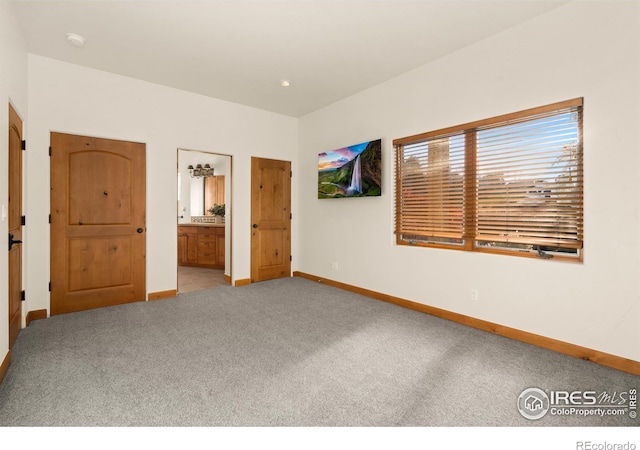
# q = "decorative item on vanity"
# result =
<box><xmin>207</xmin><ymin>203</ymin><xmax>226</xmax><ymax>223</ymax></box>
<box><xmin>318</xmin><ymin>138</ymin><xmax>382</xmax><ymax>199</ymax></box>
<box><xmin>187</xmin><ymin>163</ymin><xmax>214</xmax><ymax>178</ymax></box>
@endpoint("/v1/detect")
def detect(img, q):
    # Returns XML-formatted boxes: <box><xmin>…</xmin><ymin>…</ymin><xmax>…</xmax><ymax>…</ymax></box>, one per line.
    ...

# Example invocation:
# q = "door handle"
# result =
<box><xmin>8</xmin><ymin>233</ymin><xmax>22</xmax><ymax>251</ymax></box>
<box><xmin>252</xmin><ymin>224</ymin><xmax>258</xmax><ymax>228</ymax></box>
<box><xmin>137</xmin><ymin>228</ymin><xmax>144</xmax><ymax>233</ymax></box>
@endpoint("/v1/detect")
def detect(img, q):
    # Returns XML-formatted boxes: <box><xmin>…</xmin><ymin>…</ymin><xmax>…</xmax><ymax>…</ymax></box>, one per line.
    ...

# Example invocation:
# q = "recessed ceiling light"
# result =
<box><xmin>66</xmin><ymin>33</ymin><xmax>85</xmax><ymax>47</ymax></box>
<box><xmin>280</xmin><ymin>80</ymin><xmax>291</xmax><ymax>87</ymax></box>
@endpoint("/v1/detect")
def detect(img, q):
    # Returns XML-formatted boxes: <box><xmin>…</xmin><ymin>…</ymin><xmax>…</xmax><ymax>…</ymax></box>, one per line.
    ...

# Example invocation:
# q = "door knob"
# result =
<box><xmin>137</xmin><ymin>228</ymin><xmax>144</xmax><ymax>233</ymax></box>
<box><xmin>252</xmin><ymin>224</ymin><xmax>258</xmax><ymax>228</ymax></box>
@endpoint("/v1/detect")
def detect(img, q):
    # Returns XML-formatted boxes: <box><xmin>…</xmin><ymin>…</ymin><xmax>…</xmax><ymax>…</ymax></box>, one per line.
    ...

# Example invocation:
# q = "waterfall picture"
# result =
<box><xmin>318</xmin><ymin>139</ymin><xmax>382</xmax><ymax>199</ymax></box>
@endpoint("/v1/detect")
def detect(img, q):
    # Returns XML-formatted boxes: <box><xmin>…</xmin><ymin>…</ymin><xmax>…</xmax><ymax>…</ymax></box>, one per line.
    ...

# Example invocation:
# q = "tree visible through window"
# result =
<box><xmin>394</xmin><ymin>98</ymin><xmax>583</xmax><ymax>261</ymax></box>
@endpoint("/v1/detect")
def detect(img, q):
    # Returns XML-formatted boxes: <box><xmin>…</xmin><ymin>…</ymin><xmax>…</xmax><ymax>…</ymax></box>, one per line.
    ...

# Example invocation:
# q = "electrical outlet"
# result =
<box><xmin>331</xmin><ymin>262</ymin><xmax>339</xmax><ymax>271</ymax></box>
<box><xmin>470</xmin><ymin>289</ymin><xmax>479</xmax><ymax>302</ymax></box>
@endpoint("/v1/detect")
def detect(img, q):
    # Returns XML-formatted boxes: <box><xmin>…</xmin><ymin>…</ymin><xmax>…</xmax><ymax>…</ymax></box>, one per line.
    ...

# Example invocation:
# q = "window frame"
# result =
<box><xmin>393</xmin><ymin>98</ymin><xmax>584</xmax><ymax>262</ymax></box>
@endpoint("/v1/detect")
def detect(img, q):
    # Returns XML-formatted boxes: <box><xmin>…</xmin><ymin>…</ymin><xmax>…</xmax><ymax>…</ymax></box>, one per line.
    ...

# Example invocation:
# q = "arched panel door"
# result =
<box><xmin>50</xmin><ymin>133</ymin><xmax>146</xmax><ymax>315</ymax></box>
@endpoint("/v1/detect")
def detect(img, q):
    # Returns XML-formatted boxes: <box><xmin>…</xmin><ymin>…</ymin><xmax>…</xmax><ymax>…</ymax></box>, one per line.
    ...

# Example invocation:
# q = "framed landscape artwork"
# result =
<box><xmin>318</xmin><ymin>138</ymin><xmax>382</xmax><ymax>199</ymax></box>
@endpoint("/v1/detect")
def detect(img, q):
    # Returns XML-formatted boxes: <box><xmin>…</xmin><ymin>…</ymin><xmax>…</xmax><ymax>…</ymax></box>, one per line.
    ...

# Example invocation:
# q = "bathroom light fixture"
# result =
<box><xmin>187</xmin><ymin>164</ymin><xmax>214</xmax><ymax>178</ymax></box>
<box><xmin>281</xmin><ymin>80</ymin><xmax>291</xmax><ymax>87</ymax></box>
<box><xmin>66</xmin><ymin>33</ymin><xmax>85</xmax><ymax>47</ymax></box>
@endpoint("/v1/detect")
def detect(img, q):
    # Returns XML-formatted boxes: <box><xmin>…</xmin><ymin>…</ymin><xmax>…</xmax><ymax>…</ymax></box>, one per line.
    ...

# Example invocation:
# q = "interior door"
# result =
<box><xmin>50</xmin><ymin>133</ymin><xmax>146</xmax><ymax>315</ymax></box>
<box><xmin>8</xmin><ymin>104</ymin><xmax>23</xmax><ymax>348</ymax></box>
<box><xmin>250</xmin><ymin>157</ymin><xmax>291</xmax><ymax>282</ymax></box>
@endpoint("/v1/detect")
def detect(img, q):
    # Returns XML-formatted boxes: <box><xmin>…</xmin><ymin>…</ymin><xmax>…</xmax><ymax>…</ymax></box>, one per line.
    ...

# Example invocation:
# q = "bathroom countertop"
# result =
<box><xmin>178</xmin><ymin>222</ymin><xmax>225</xmax><ymax>227</ymax></box>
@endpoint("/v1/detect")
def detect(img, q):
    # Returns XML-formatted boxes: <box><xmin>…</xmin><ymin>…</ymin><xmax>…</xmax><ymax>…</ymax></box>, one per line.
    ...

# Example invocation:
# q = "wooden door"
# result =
<box><xmin>8</xmin><ymin>104</ymin><xmax>23</xmax><ymax>348</ymax></box>
<box><xmin>251</xmin><ymin>157</ymin><xmax>291</xmax><ymax>282</ymax></box>
<box><xmin>50</xmin><ymin>133</ymin><xmax>146</xmax><ymax>315</ymax></box>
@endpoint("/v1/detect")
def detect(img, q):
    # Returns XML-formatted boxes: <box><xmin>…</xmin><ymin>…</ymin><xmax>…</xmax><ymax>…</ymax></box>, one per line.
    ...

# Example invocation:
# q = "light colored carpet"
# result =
<box><xmin>0</xmin><ymin>277</ymin><xmax>637</xmax><ymax>426</ymax></box>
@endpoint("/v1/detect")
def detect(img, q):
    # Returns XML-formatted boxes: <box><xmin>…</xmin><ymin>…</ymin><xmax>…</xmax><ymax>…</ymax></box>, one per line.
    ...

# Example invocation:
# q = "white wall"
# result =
<box><xmin>25</xmin><ymin>55</ymin><xmax>298</xmax><ymax>314</ymax></box>
<box><xmin>0</xmin><ymin>2</ymin><xmax>28</xmax><ymax>358</ymax></box>
<box><xmin>298</xmin><ymin>1</ymin><xmax>640</xmax><ymax>362</ymax></box>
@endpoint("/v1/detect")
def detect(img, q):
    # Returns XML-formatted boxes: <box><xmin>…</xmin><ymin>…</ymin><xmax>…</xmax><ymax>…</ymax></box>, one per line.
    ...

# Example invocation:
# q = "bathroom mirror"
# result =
<box><xmin>189</xmin><ymin>177</ymin><xmax>205</xmax><ymax>216</ymax></box>
<box><xmin>178</xmin><ymin>149</ymin><xmax>229</xmax><ymax>224</ymax></box>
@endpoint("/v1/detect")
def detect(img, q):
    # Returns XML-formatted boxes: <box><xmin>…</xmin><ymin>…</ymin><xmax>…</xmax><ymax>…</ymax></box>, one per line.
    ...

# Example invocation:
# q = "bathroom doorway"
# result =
<box><xmin>177</xmin><ymin>149</ymin><xmax>232</xmax><ymax>293</ymax></box>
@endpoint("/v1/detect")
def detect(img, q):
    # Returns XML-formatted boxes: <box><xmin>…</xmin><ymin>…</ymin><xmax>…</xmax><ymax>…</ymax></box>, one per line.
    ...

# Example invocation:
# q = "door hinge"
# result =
<box><xmin>290</xmin><ymin>170</ymin><xmax>292</xmax><ymax>178</ymax></box>
<box><xmin>21</xmin><ymin>140</ymin><xmax>26</xmax><ymax>151</ymax></box>
<box><xmin>21</xmin><ymin>215</ymin><xmax>26</xmax><ymax>226</ymax></box>
<box><xmin>48</xmin><ymin>214</ymin><xmax>52</xmax><ymax>224</ymax></box>
<box><xmin>290</xmin><ymin>255</ymin><xmax>292</xmax><ymax>262</ymax></box>
<box><xmin>48</xmin><ymin>282</ymin><xmax>51</xmax><ymax>292</ymax></box>
<box><xmin>290</xmin><ymin>213</ymin><xmax>292</xmax><ymax>220</ymax></box>
<box><xmin>49</xmin><ymin>146</ymin><xmax>52</xmax><ymax>156</ymax></box>
<box><xmin>21</xmin><ymin>290</ymin><xmax>25</xmax><ymax>301</ymax></box>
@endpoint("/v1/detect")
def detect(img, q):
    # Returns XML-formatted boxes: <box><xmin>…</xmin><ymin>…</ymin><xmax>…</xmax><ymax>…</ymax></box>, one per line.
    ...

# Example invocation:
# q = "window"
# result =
<box><xmin>394</xmin><ymin>98</ymin><xmax>583</xmax><ymax>261</ymax></box>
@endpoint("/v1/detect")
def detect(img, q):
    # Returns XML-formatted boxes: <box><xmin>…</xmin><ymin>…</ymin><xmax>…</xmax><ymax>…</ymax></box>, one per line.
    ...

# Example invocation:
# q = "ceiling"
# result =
<box><xmin>11</xmin><ymin>0</ymin><xmax>569</xmax><ymax>117</ymax></box>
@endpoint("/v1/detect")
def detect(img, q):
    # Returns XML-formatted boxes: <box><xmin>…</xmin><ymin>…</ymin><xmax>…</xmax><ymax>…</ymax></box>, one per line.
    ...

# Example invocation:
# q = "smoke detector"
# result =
<box><xmin>66</xmin><ymin>33</ymin><xmax>85</xmax><ymax>47</ymax></box>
